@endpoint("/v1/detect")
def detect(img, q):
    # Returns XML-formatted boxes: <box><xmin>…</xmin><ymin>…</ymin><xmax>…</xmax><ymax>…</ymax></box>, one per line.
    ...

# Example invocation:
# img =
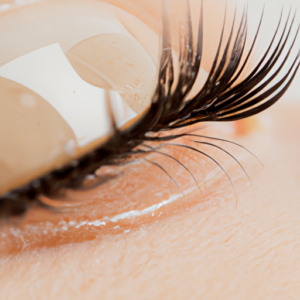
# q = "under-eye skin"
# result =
<box><xmin>0</xmin><ymin>0</ymin><xmax>299</xmax><ymax>242</ymax></box>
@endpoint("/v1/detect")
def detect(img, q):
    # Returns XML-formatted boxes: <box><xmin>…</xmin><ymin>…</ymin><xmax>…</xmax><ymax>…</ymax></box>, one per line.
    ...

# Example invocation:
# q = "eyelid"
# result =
<box><xmin>0</xmin><ymin>126</ymin><xmax>256</xmax><ymax>254</ymax></box>
<box><xmin>1</xmin><ymin>0</ymin><xmax>299</xmax><ymax>254</ymax></box>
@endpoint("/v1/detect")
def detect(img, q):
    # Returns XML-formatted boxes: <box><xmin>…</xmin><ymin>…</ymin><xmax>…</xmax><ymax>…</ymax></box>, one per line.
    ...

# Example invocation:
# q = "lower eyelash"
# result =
<box><xmin>0</xmin><ymin>1</ymin><xmax>299</xmax><ymax>220</ymax></box>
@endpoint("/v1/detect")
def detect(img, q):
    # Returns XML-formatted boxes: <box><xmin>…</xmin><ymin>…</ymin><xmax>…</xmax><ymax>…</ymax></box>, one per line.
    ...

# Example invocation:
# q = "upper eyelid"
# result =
<box><xmin>0</xmin><ymin>1</ymin><xmax>299</xmax><ymax>220</ymax></box>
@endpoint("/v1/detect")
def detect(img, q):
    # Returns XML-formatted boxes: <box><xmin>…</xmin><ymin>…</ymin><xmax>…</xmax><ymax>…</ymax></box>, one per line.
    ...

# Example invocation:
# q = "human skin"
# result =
<box><xmin>1</xmin><ymin>0</ymin><xmax>300</xmax><ymax>299</ymax></box>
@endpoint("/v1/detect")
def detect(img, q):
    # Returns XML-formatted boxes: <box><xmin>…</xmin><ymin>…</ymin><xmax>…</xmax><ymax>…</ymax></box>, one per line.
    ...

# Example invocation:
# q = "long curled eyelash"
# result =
<box><xmin>0</xmin><ymin>1</ymin><xmax>299</xmax><ymax>219</ymax></box>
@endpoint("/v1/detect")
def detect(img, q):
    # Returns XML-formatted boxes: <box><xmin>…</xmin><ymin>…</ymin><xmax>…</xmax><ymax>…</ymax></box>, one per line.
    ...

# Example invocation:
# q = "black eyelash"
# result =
<box><xmin>1</xmin><ymin>1</ymin><xmax>299</xmax><ymax>220</ymax></box>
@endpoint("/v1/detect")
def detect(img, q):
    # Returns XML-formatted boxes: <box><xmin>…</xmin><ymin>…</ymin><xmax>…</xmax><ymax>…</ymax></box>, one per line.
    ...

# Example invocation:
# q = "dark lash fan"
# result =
<box><xmin>1</xmin><ymin>1</ymin><xmax>299</xmax><ymax>219</ymax></box>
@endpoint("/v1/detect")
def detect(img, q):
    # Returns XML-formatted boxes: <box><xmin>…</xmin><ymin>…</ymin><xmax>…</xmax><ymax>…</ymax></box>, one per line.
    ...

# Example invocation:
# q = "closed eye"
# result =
<box><xmin>0</xmin><ymin>0</ymin><xmax>299</xmax><ymax>254</ymax></box>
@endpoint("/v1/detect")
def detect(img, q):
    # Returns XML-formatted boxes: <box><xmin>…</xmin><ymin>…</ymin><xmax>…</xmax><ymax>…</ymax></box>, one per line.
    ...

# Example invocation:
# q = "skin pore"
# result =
<box><xmin>1</xmin><ymin>0</ymin><xmax>300</xmax><ymax>299</ymax></box>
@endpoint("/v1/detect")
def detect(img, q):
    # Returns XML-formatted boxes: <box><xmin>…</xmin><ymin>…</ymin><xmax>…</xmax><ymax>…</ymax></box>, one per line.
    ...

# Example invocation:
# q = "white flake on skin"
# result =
<box><xmin>0</xmin><ymin>43</ymin><xmax>137</xmax><ymax>147</ymax></box>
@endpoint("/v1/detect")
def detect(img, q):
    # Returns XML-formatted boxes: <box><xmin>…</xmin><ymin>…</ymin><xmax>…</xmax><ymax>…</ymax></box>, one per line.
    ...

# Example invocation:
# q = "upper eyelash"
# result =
<box><xmin>0</xmin><ymin>1</ymin><xmax>299</xmax><ymax>219</ymax></box>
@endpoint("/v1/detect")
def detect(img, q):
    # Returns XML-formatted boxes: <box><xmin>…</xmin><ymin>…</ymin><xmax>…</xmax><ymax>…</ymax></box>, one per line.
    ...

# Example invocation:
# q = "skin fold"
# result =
<box><xmin>1</xmin><ymin>0</ymin><xmax>300</xmax><ymax>299</ymax></box>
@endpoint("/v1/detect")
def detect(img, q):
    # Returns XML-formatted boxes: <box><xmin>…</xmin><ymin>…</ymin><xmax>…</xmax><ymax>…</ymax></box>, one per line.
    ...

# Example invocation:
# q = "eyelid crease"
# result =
<box><xmin>0</xmin><ymin>125</ymin><xmax>257</xmax><ymax>254</ymax></box>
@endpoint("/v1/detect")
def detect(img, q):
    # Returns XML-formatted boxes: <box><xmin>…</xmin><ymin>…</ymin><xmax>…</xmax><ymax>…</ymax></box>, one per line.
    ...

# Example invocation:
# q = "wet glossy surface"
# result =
<box><xmin>0</xmin><ymin>0</ymin><xmax>157</xmax><ymax>194</ymax></box>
